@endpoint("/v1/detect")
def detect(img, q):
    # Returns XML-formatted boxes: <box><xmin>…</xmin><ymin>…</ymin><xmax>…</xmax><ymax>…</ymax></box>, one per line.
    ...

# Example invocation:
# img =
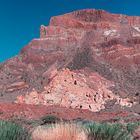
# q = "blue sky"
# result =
<box><xmin>0</xmin><ymin>0</ymin><xmax>140</xmax><ymax>62</ymax></box>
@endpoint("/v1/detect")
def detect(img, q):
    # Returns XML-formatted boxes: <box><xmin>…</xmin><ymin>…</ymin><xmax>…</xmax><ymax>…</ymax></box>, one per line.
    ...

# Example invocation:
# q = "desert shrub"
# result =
<box><xmin>31</xmin><ymin>119</ymin><xmax>139</xmax><ymax>140</ymax></box>
<box><xmin>0</xmin><ymin>120</ymin><xmax>30</xmax><ymax>140</ymax></box>
<box><xmin>41</xmin><ymin>115</ymin><xmax>61</xmax><ymax>125</ymax></box>
<box><xmin>26</xmin><ymin>115</ymin><xmax>61</xmax><ymax>128</ymax></box>
<box><xmin>32</xmin><ymin>122</ymin><xmax>87</xmax><ymax>140</ymax></box>
<box><xmin>84</xmin><ymin>122</ymin><xmax>132</xmax><ymax>140</ymax></box>
<box><xmin>127</xmin><ymin>122</ymin><xmax>140</xmax><ymax>134</ymax></box>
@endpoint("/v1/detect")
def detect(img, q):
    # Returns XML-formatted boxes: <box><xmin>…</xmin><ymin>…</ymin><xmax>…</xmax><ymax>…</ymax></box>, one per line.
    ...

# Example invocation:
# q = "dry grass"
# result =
<box><xmin>32</xmin><ymin>123</ymin><xmax>87</xmax><ymax>140</ymax></box>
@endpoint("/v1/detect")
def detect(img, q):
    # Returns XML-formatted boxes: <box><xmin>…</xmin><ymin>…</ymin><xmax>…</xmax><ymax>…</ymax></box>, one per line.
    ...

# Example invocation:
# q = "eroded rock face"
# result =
<box><xmin>0</xmin><ymin>9</ymin><xmax>140</xmax><ymax>113</ymax></box>
<box><xmin>16</xmin><ymin>68</ymin><xmax>134</xmax><ymax>112</ymax></box>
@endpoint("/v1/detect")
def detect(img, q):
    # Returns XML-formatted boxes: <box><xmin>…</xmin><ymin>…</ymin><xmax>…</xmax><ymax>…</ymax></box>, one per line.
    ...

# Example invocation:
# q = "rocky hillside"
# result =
<box><xmin>0</xmin><ymin>9</ymin><xmax>140</xmax><ymax>114</ymax></box>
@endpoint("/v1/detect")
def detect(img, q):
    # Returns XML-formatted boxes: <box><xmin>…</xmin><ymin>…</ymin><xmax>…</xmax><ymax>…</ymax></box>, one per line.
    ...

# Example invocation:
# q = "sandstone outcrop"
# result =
<box><xmin>16</xmin><ymin>68</ymin><xmax>134</xmax><ymax>112</ymax></box>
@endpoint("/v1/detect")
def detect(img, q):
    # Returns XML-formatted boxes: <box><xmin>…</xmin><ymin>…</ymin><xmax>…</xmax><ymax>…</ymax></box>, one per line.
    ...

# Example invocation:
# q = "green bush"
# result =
<box><xmin>83</xmin><ymin>122</ymin><xmax>132</xmax><ymax>140</ymax></box>
<box><xmin>127</xmin><ymin>122</ymin><xmax>140</xmax><ymax>134</ymax></box>
<box><xmin>41</xmin><ymin>115</ymin><xmax>61</xmax><ymax>125</ymax></box>
<box><xmin>0</xmin><ymin>120</ymin><xmax>30</xmax><ymax>140</ymax></box>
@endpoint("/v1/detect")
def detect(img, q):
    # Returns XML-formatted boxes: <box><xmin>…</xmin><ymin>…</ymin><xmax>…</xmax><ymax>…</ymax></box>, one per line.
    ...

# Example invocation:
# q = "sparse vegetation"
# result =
<box><xmin>84</xmin><ymin>122</ymin><xmax>132</xmax><ymax>140</ymax></box>
<box><xmin>0</xmin><ymin>120</ymin><xmax>30</xmax><ymax>140</ymax></box>
<box><xmin>127</xmin><ymin>122</ymin><xmax>140</xmax><ymax>134</ymax></box>
<box><xmin>0</xmin><ymin>118</ymin><xmax>139</xmax><ymax>140</ymax></box>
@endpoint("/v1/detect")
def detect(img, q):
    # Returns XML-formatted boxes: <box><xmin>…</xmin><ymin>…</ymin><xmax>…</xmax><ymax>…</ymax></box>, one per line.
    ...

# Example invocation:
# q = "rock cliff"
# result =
<box><xmin>0</xmin><ymin>9</ymin><xmax>140</xmax><ymax>113</ymax></box>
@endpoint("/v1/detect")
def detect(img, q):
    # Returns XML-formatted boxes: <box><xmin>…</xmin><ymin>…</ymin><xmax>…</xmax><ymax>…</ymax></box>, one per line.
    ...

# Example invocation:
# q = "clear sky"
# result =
<box><xmin>0</xmin><ymin>0</ymin><xmax>140</xmax><ymax>62</ymax></box>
